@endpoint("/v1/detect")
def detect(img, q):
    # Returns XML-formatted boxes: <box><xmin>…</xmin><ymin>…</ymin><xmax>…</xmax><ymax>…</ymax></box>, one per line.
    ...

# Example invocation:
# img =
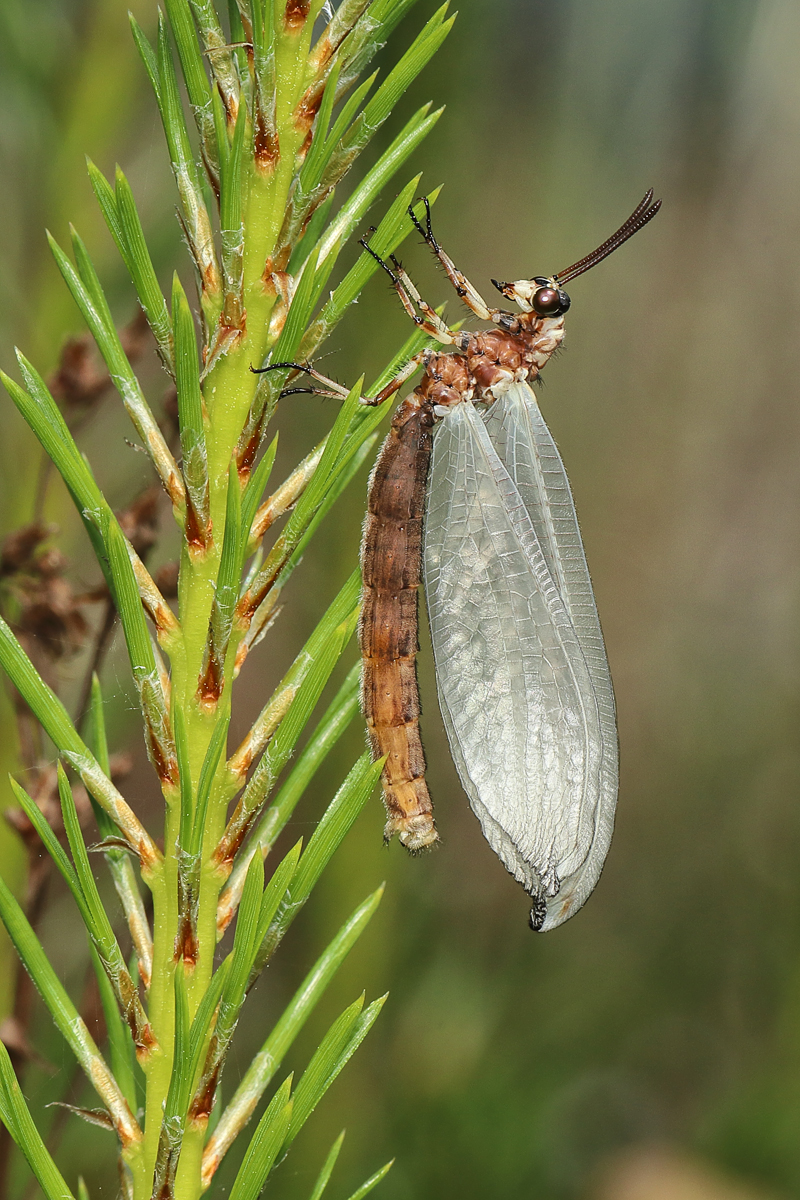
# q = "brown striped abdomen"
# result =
<box><xmin>359</xmin><ymin>393</ymin><xmax>438</xmax><ymax>851</ymax></box>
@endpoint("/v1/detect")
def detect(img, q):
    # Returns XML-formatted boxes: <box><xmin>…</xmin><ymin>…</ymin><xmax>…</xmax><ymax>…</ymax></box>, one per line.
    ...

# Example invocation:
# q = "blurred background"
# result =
<box><xmin>2</xmin><ymin>0</ymin><xmax>800</xmax><ymax>1197</ymax></box>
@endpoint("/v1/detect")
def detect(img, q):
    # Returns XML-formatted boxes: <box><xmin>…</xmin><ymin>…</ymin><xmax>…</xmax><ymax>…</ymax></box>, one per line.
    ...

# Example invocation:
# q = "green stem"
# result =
<box><xmin>139</xmin><ymin>847</ymin><xmax>176</xmax><ymax>1187</ymax></box>
<box><xmin>137</xmin><ymin>20</ymin><xmax>322</xmax><ymax>1200</ymax></box>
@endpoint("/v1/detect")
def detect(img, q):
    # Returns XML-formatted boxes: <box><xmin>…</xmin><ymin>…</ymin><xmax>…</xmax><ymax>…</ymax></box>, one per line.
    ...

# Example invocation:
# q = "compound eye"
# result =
<box><xmin>556</xmin><ymin>288</ymin><xmax>571</xmax><ymax>313</ymax></box>
<box><xmin>532</xmin><ymin>286</ymin><xmax>564</xmax><ymax>317</ymax></box>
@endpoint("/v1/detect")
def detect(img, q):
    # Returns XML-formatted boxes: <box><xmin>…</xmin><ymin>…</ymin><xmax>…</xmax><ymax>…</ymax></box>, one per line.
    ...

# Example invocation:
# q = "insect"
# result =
<box><xmin>265</xmin><ymin>191</ymin><xmax>660</xmax><ymax>929</ymax></box>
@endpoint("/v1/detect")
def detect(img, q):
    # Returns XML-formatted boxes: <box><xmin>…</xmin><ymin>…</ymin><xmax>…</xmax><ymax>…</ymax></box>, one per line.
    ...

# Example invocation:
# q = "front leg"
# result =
<box><xmin>409</xmin><ymin>197</ymin><xmax>514</xmax><ymax>329</ymax></box>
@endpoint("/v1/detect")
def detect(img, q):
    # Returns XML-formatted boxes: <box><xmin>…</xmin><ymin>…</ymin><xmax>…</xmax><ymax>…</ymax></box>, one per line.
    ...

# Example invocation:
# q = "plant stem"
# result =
<box><xmin>140</xmin><ymin>19</ymin><xmax>323</xmax><ymax>1200</ymax></box>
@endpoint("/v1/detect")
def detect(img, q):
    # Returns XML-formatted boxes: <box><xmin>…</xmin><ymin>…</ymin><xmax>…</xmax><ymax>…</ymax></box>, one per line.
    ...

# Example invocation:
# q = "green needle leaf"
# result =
<box><xmin>227</xmin><ymin>1078</ymin><xmax>293</xmax><ymax>1200</ymax></box>
<box><xmin>303</xmin><ymin>183</ymin><xmax>441</xmax><ymax>358</ymax></box>
<box><xmin>166</xmin><ymin>967</ymin><xmax>192</xmax><ymax>1118</ymax></box>
<box><xmin>220</xmin><ymin>568</ymin><xmax>361</xmax><ymax>858</ymax></box>
<box><xmin>0</xmin><ymin>615</ymin><xmax>158</xmax><ymax>864</ymax></box>
<box><xmin>241</xmin><ymin>435</ymin><xmax>278</xmax><ymax>540</ymax></box>
<box><xmin>307</xmin><ymin>5</ymin><xmax>452</xmax><ymax>227</ymax></box>
<box><xmin>247</xmin><ymin>755</ymin><xmax>382</xmax><ymax>973</ymax></box>
<box><xmin>190</xmin><ymin>714</ymin><xmax>230</xmax><ymax>858</ymax></box>
<box><xmin>85</xmin><ymin>676</ymin><xmax>154</xmax><ymax>986</ymax></box>
<box><xmin>307</xmin><ymin>1132</ymin><xmax>346</xmax><ymax>1200</ymax></box>
<box><xmin>284</xmin><ymin>757</ymin><xmax>382</xmax><ymax>911</ymax></box>
<box><xmin>242</xmin><ymin>387</ymin><xmax>364</xmax><ymax>613</ymax></box>
<box><xmin>199</xmin><ymin>459</ymin><xmax>242</xmax><ymax>699</ymax></box>
<box><xmin>8</xmin><ymin>768</ymin><xmax>153</xmax><ymax>1058</ymax></box>
<box><xmin>344</xmin><ymin>1160</ymin><xmax>395</xmax><ymax>1200</ymax></box>
<box><xmin>115</xmin><ymin>165</ymin><xmax>174</xmax><ymax>368</ymax></box>
<box><xmin>88</xmin><ymin>158</ymin><xmax>174</xmax><ymax>371</ymax></box>
<box><xmin>173</xmin><ymin>272</ymin><xmax>210</xmax><ymax>532</ymax></box>
<box><xmin>154</xmin><ymin>11</ymin><xmax>221</xmax><ymax>312</ymax></box>
<box><xmin>130</xmin><ymin>14</ymin><xmax>160</xmax><ymax>100</ymax></box>
<box><xmin>188</xmin><ymin>956</ymin><xmax>232</xmax><ymax>1079</ymax></box>
<box><xmin>254</xmin><ymin>840</ymin><xmax>303</xmax><ymax>947</ymax></box>
<box><xmin>284</xmin><ymin>992</ymin><xmax>387</xmax><ymax>1146</ymax></box>
<box><xmin>219</xmin><ymin>661</ymin><xmax>360</xmax><ymax>919</ymax></box>
<box><xmin>223</xmin><ymin>854</ymin><xmax>264</xmax><ymax>1024</ymax></box>
<box><xmin>164</xmin><ymin>0</ymin><xmax>213</xmax><ymax>113</ymax></box>
<box><xmin>90</xmin><ymin>946</ymin><xmax>138</xmax><ymax>1113</ymax></box>
<box><xmin>220</xmin><ymin>94</ymin><xmax>247</xmax><ymax>238</ymax></box>
<box><xmin>175</xmin><ymin>705</ymin><xmax>194</xmax><ymax>851</ymax></box>
<box><xmin>206</xmin><ymin>887</ymin><xmax>383</xmax><ymax>1180</ymax></box>
<box><xmin>345</xmin><ymin>7</ymin><xmax>452</xmax><ymax>155</ymax></box>
<box><xmin>188</xmin><ymin>0</ymin><xmax>240</xmax><ymax>114</ymax></box>
<box><xmin>0</xmin><ymin>1041</ymin><xmax>77</xmax><ymax>1200</ymax></box>
<box><xmin>193</xmin><ymin>844</ymin><xmax>300</xmax><ymax>1114</ymax></box>
<box><xmin>314</xmin><ymin>106</ymin><xmax>441</xmax><ymax>271</ymax></box>
<box><xmin>151</xmin><ymin>966</ymin><xmax>194</xmax><ymax>1196</ymax></box>
<box><xmin>45</xmin><ymin>230</ymin><xmax>182</xmax><ymax>501</ymax></box>
<box><xmin>0</xmin><ymin>872</ymin><xmax>141</xmax><ymax>1146</ymax></box>
<box><xmin>1</xmin><ymin>355</ymin><xmax>182</xmax><ymax>672</ymax></box>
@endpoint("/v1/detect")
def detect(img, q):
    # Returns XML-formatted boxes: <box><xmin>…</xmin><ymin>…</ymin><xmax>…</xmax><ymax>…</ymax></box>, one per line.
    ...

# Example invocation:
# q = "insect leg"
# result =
<box><xmin>250</xmin><ymin>360</ymin><xmax>349</xmax><ymax>400</ymax></box>
<box><xmin>387</xmin><ymin>253</ymin><xmax>456</xmax><ymax>343</ymax></box>
<box><xmin>359</xmin><ymin>235</ymin><xmax>456</xmax><ymax>344</ymax></box>
<box><xmin>254</xmin><ymin>355</ymin><xmax>431</xmax><ymax>409</ymax></box>
<box><xmin>362</xmin><ymin>351</ymin><xmax>430</xmax><ymax>407</ymax></box>
<box><xmin>409</xmin><ymin>198</ymin><xmax>500</xmax><ymax>323</ymax></box>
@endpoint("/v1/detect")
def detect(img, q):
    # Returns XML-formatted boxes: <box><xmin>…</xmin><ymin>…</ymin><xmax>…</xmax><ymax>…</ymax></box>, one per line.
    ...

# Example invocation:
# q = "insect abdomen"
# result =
<box><xmin>360</xmin><ymin>396</ymin><xmax>438</xmax><ymax>851</ymax></box>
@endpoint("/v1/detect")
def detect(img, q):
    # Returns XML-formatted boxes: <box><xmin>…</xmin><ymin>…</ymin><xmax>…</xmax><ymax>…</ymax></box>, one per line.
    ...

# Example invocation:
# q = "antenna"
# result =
<box><xmin>554</xmin><ymin>189</ymin><xmax>661</xmax><ymax>285</ymax></box>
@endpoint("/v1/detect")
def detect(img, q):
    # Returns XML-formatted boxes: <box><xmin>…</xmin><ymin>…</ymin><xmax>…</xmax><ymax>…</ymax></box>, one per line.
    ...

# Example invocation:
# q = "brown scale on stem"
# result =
<box><xmin>258</xmin><ymin>191</ymin><xmax>661</xmax><ymax>850</ymax></box>
<box><xmin>144</xmin><ymin>712</ymin><xmax>180</xmax><ymax>791</ymax></box>
<box><xmin>254</xmin><ymin>113</ymin><xmax>280</xmax><ymax>171</ymax></box>
<box><xmin>174</xmin><ymin>892</ymin><xmax>199</xmax><ymax>968</ymax></box>
<box><xmin>184</xmin><ymin>493</ymin><xmax>211</xmax><ymax>553</ymax></box>
<box><xmin>284</xmin><ymin>0</ymin><xmax>310</xmax><ymax>31</ymax></box>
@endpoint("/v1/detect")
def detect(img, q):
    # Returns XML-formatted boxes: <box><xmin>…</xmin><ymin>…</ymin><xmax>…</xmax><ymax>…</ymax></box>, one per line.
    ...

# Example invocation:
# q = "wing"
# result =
<box><xmin>482</xmin><ymin>383</ymin><xmax>618</xmax><ymax>924</ymax></box>
<box><xmin>481</xmin><ymin>382</ymin><xmax>616</xmax><ymax>725</ymax></box>
<box><xmin>423</xmin><ymin>395</ymin><xmax>617</xmax><ymax>930</ymax></box>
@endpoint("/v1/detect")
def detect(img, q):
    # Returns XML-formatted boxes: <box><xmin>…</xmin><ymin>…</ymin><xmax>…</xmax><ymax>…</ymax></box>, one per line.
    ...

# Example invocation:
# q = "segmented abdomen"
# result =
<box><xmin>359</xmin><ymin>394</ymin><xmax>438</xmax><ymax>851</ymax></box>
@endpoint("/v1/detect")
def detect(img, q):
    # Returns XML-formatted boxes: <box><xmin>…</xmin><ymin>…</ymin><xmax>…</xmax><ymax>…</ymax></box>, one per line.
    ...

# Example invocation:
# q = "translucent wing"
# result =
<box><xmin>482</xmin><ymin>382</ymin><xmax>618</xmax><ymax>906</ymax></box>
<box><xmin>482</xmin><ymin>383</ymin><xmax>616</xmax><ymax>726</ymax></box>
<box><xmin>423</xmin><ymin>388</ymin><xmax>617</xmax><ymax>930</ymax></box>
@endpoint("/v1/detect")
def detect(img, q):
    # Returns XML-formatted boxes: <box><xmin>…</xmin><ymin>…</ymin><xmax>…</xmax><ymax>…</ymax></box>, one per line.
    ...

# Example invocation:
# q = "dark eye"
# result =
<box><xmin>532</xmin><ymin>284</ymin><xmax>568</xmax><ymax>316</ymax></box>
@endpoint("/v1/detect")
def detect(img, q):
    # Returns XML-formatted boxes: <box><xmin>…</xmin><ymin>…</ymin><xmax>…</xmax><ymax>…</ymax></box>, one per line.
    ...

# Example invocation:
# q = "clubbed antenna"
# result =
<box><xmin>554</xmin><ymin>189</ymin><xmax>662</xmax><ymax>285</ymax></box>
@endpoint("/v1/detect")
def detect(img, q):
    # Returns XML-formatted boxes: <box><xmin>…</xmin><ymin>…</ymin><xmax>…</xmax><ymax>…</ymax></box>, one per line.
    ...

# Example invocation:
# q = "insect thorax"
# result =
<box><xmin>416</xmin><ymin>312</ymin><xmax>566</xmax><ymax>419</ymax></box>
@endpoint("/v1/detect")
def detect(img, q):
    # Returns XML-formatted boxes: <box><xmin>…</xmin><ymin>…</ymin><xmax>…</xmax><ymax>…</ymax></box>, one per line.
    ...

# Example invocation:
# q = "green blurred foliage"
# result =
<box><xmin>0</xmin><ymin>0</ymin><xmax>171</xmax><ymax>1028</ymax></box>
<box><xmin>3</xmin><ymin>0</ymin><xmax>800</xmax><ymax>1198</ymax></box>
